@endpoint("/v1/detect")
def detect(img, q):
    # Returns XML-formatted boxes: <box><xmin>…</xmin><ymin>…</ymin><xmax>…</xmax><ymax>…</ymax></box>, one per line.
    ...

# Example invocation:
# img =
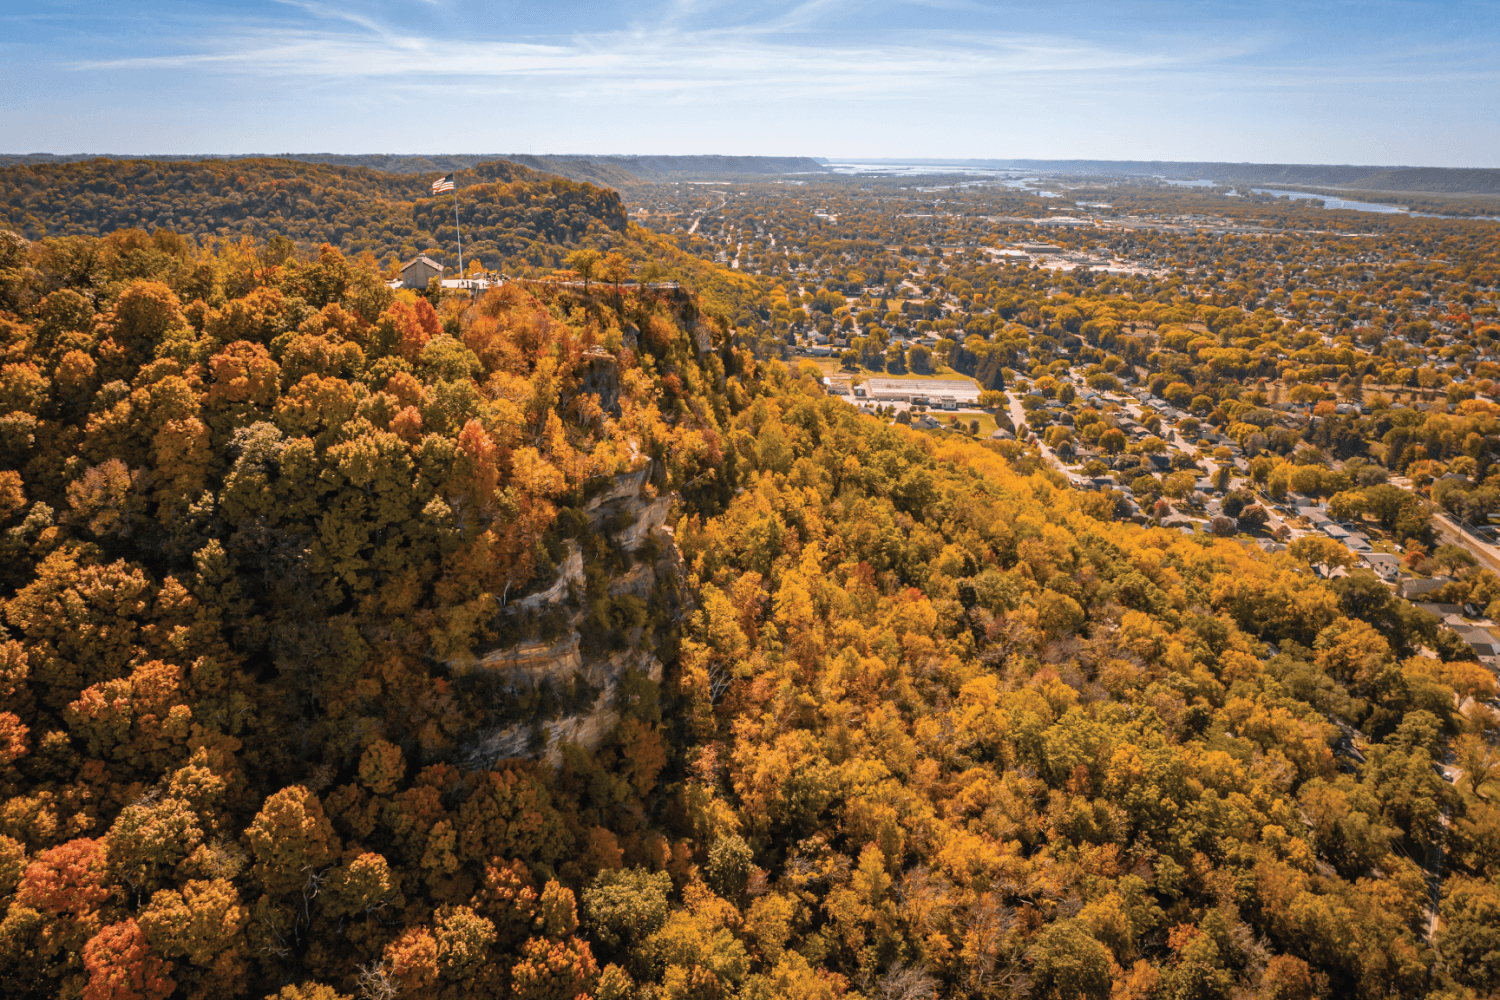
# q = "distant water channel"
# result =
<box><xmin>1252</xmin><ymin>188</ymin><xmax>1497</xmax><ymax>221</ymax></box>
<box><xmin>821</xmin><ymin>162</ymin><xmax>1063</xmax><ymax>196</ymax></box>
<box><xmin>1253</xmin><ymin>188</ymin><xmax>1407</xmax><ymax>214</ymax></box>
<box><xmin>823</xmin><ymin>162</ymin><xmax>1024</xmax><ymax>178</ymax></box>
<box><xmin>815</xmin><ymin>166</ymin><xmax>1494</xmax><ymax>221</ymax></box>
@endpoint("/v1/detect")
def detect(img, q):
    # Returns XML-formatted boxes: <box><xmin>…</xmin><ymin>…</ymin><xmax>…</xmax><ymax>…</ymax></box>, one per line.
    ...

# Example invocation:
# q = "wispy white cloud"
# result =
<box><xmin>8</xmin><ymin>0</ymin><xmax>1499</xmax><ymax>162</ymax></box>
<box><xmin>71</xmin><ymin>14</ymin><xmax>1271</xmax><ymax>109</ymax></box>
<box><xmin>60</xmin><ymin>0</ymin><xmax>1500</xmax><ymax>112</ymax></box>
<box><xmin>266</xmin><ymin>0</ymin><xmax>401</xmax><ymax>38</ymax></box>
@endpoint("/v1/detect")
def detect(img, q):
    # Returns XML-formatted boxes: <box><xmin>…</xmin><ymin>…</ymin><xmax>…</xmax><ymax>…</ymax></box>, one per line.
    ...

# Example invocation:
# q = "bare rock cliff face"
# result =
<box><xmin>450</xmin><ymin>466</ymin><xmax>682</xmax><ymax>767</ymax></box>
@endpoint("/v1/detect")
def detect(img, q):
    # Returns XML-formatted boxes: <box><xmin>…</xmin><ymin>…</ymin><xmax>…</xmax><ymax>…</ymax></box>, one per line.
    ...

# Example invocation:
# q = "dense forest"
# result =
<box><xmin>0</xmin><ymin>155</ymin><xmax>828</xmax><ymax>191</ymax></box>
<box><xmin>0</xmin><ymin>159</ymin><xmax>628</xmax><ymax>276</ymax></box>
<box><xmin>0</xmin><ymin>169</ymin><xmax>1498</xmax><ymax>1000</ymax></box>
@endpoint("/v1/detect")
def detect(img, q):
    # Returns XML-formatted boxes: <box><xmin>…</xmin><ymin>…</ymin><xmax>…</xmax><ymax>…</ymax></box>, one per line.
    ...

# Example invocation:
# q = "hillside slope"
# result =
<box><xmin>0</xmin><ymin>221</ymin><xmax>1495</xmax><ymax>1000</ymax></box>
<box><xmin>0</xmin><ymin>154</ymin><xmax>829</xmax><ymax>189</ymax></box>
<box><xmin>0</xmin><ymin>158</ymin><xmax>628</xmax><ymax>274</ymax></box>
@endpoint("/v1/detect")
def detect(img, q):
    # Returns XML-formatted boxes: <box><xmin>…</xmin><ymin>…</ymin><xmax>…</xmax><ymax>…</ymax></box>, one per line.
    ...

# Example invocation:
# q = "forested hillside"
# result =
<box><xmin>0</xmin><ymin>155</ymin><xmax>828</xmax><ymax>189</ymax></box>
<box><xmin>0</xmin><ymin>159</ymin><xmax>628</xmax><ymax>275</ymax></box>
<box><xmin>0</xmin><ymin>221</ymin><xmax>1497</xmax><ymax>1000</ymax></box>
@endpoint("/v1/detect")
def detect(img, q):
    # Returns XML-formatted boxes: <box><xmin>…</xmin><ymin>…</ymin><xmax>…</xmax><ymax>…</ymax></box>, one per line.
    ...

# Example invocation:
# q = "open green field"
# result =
<box><xmin>926</xmin><ymin>412</ymin><xmax>1000</xmax><ymax>436</ymax></box>
<box><xmin>813</xmin><ymin>358</ymin><xmax>977</xmax><ymax>385</ymax></box>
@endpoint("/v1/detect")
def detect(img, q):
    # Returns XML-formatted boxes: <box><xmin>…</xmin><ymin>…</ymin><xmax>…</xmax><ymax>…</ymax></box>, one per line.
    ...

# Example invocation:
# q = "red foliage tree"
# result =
<box><xmin>0</xmin><ymin>711</ymin><xmax>28</xmax><ymax>767</ymax></box>
<box><xmin>384</xmin><ymin>926</ymin><xmax>439</xmax><ymax>995</ymax></box>
<box><xmin>473</xmin><ymin>858</ymin><xmax>539</xmax><ymax>948</ymax></box>
<box><xmin>16</xmin><ymin>838</ymin><xmax>111</xmax><ymax>916</ymax></box>
<box><xmin>510</xmin><ymin>936</ymin><xmax>599</xmax><ymax>1000</ymax></box>
<box><xmin>378</xmin><ymin>298</ymin><xmax>441</xmax><ymax>363</ymax></box>
<box><xmin>82</xmin><ymin>919</ymin><xmax>175</xmax><ymax>1000</ymax></box>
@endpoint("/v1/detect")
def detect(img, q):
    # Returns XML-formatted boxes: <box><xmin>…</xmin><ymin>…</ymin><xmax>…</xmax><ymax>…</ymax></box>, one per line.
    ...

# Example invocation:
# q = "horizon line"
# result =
<box><xmin>9</xmin><ymin>152</ymin><xmax>1500</xmax><ymax>171</ymax></box>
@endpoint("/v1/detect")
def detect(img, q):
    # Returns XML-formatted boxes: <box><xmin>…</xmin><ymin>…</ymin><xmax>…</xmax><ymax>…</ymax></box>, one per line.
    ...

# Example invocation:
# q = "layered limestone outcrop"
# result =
<box><xmin>454</xmin><ymin>465</ymin><xmax>679</xmax><ymax>766</ymax></box>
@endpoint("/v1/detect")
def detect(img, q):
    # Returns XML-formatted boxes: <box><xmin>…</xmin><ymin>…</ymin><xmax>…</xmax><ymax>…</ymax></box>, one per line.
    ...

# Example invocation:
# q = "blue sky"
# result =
<box><xmin>1</xmin><ymin>0</ymin><xmax>1496</xmax><ymax>164</ymax></box>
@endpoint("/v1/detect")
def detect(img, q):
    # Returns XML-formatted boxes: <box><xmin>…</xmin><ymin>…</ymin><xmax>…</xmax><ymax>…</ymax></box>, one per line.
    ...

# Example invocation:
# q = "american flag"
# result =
<box><xmin>431</xmin><ymin>174</ymin><xmax>455</xmax><ymax>194</ymax></box>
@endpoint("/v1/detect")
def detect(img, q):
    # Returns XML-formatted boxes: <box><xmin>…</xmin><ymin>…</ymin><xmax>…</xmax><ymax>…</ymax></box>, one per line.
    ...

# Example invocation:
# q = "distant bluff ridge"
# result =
<box><xmin>8</xmin><ymin>151</ymin><xmax>1493</xmax><ymax>194</ymax></box>
<box><xmin>845</xmin><ymin>158</ymin><xmax>1500</xmax><ymax>195</ymax></box>
<box><xmin>0</xmin><ymin>153</ymin><xmax>830</xmax><ymax>189</ymax></box>
<box><xmin>0</xmin><ymin>157</ymin><xmax>632</xmax><ymax>270</ymax></box>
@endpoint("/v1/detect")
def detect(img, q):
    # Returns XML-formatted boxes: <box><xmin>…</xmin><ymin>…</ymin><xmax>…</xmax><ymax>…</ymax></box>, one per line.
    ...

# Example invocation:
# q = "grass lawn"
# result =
<box><xmin>805</xmin><ymin>358</ymin><xmax>847</xmax><ymax>376</ymax></box>
<box><xmin>923</xmin><ymin>412</ymin><xmax>1000</xmax><ymax>436</ymax></box>
<box><xmin>825</xmin><ymin>362</ymin><xmax>978</xmax><ymax>383</ymax></box>
<box><xmin>877</xmin><ymin>365</ymin><xmax>977</xmax><ymax>383</ymax></box>
<box><xmin>916</xmin><ymin>423</ymin><xmax>991</xmax><ymax>443</ymax></box>
<box><xmin>970</xmin><ymin>413</ymin><xmax>1000</xmax><ymax>436</ymax></box>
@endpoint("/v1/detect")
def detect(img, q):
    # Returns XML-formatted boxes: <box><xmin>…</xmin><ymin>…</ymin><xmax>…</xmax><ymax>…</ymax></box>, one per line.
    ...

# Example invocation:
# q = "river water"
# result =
<box><xmin>1252</xmin><ymin>188</ymin><xmax>1497</xmax><ymax>221</ymax></box>
<box><xmin>810</xmin><ymin>165</ymin><xmax>1495</xmax><ymax>220</ymax></box>
<box><xmin>822</xmin><ymin>162</ymin><xmax>1025</xmax><ymax>178</ymax></box>
<box><xmin>1252</xmin><ymin>188</ymin><xmax>1407</xmax><ymax>214</ymax></box>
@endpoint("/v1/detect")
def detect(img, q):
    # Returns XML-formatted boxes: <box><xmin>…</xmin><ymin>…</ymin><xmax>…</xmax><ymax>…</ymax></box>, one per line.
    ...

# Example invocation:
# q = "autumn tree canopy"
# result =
<box><xmin>0</xmin><ymin>211</ymin><xmax>1494</xmax><ymax>1000</ymax></box>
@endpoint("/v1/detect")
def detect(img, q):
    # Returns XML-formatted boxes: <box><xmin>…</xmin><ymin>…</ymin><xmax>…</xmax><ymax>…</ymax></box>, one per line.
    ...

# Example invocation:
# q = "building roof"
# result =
<box><xmin>864</xmin><ymin>377</ymin><xmax>980</xmax><ymax>400</ymax></box>
<box><xmin>1454</xmin><ymin>627</ymin><xmax>1500</xmax><ymax>657</ymax></box>
<box><xmin>402</xmin><ymin>255</ymin><xmax>446</xmax><ymax>273</ymax></box>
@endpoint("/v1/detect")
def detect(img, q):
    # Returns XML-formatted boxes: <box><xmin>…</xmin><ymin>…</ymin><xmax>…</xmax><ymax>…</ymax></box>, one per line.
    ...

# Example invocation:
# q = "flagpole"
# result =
<box><xmin>454</xmin><ymin>178</ymin><xmax>463</xmax><ymax>282</ymax></box>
